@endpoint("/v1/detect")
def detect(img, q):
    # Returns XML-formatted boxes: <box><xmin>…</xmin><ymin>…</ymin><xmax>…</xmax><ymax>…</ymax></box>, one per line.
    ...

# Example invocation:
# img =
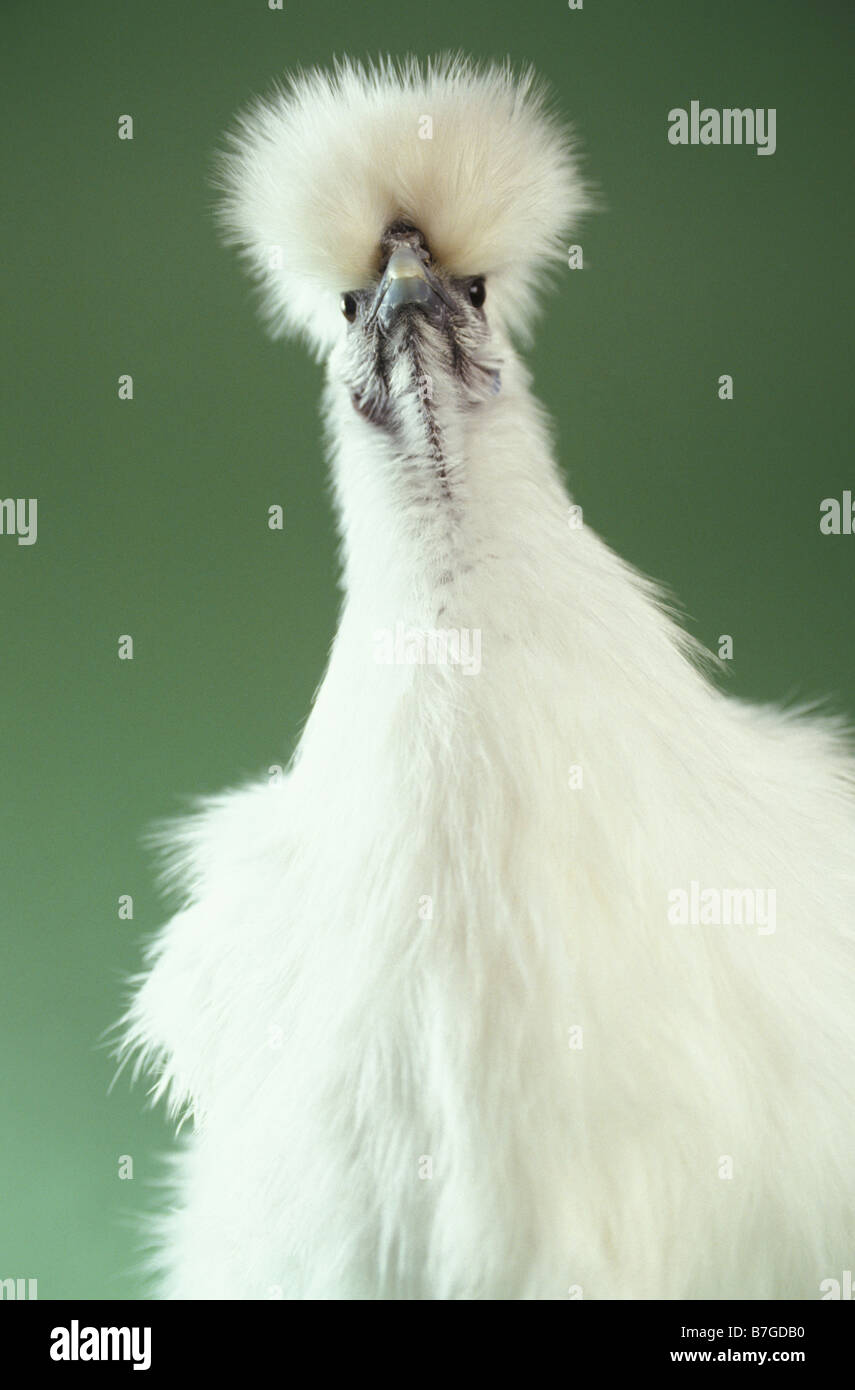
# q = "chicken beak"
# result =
<box><xmin>374</xmin><ymin>246</ymin><xmax>445</xmax><ymax>329</ymax></box>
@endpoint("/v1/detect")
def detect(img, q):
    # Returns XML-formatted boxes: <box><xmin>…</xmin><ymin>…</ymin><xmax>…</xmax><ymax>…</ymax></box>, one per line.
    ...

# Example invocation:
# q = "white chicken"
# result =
<box><xmin>124</xmin><ymin>56</ymin><xmax>855</xmax><ymax>1299</ymax></box>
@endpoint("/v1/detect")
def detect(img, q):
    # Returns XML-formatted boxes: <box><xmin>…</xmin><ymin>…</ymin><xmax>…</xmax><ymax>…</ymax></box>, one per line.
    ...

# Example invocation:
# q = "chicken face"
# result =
<box><xmin>337</xmin><ymin>220</ymin><xmax>501</xmax><ymax>428</ymax></box>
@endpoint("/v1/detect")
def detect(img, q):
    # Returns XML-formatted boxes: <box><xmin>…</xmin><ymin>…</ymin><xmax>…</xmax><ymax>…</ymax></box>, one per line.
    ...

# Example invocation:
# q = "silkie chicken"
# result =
<box><xmin>123</xmin><ymin>57</ymin><xmax>855</xmax><ymax>1299</ymax></box>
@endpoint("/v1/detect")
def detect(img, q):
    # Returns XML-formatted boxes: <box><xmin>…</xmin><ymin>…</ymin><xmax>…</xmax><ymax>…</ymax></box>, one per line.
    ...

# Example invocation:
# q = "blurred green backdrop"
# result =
<box><xmin>1</xmin><ymin>0</ymin><xmax>852</xmax><ymax>1298</ymax></box>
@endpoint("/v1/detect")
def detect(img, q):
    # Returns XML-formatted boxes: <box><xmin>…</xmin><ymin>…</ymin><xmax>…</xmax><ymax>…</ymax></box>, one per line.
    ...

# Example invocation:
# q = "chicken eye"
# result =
<box><xmin>468</xmin><ymin>277</ymin><xmax>486</xmax><ymax>309</ymax></box>
<box><xmin>341</xmin><ymin>293</ymin><xmax>358</xmax><ymax>322</ymax></box>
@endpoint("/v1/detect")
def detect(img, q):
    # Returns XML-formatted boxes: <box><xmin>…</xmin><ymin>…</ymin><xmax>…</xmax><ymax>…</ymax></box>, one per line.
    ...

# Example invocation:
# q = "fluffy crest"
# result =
<box><xmin>215</xmin><ymin>55</ymin><xmax>590</xmax><ymax>356</ymax></box>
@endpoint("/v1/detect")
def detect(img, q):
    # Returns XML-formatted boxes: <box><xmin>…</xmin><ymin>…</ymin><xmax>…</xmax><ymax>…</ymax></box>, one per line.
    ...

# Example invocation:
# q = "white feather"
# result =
<box><xmin>122</xmin><ymin>57</ymin><xmax>855</xmax><ymax>1300</ymax></box>
<box><xmin>215</xmin><ymin>55</ymin><xmax>590</xmax><ymax>355</ymax></box>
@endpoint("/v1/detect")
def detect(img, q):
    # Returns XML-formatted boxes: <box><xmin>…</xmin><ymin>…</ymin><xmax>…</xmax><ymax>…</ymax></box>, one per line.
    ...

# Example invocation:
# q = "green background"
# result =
<box><xmin>1</xmin><ymin>0</ymin><xmax>852</xmax><ymax>1298</ymax></box>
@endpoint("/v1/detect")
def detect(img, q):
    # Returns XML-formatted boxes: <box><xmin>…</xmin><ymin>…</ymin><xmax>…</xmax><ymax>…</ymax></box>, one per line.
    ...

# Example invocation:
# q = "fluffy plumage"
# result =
<box><xmin>215</xmin><ymin>55</ymin><xmax>589</xmax><ymax>354</ymax></box>
<box><xmin>123</xmin><ymin>57</ymin><xmax>855</xmax><ymax>1300</ymax></box>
